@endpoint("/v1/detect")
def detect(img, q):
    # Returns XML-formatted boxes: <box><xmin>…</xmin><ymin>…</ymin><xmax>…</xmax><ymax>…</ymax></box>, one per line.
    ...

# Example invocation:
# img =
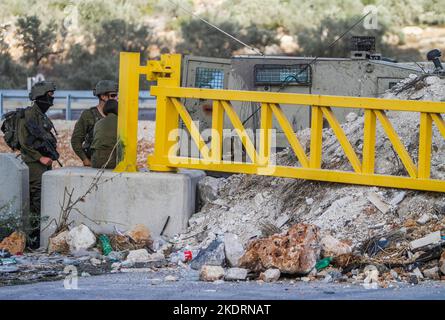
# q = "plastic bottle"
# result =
<box><xmin>99</xmin><ymin>234</ymin><xmax>113</xmax><ymax>256</ymax></box>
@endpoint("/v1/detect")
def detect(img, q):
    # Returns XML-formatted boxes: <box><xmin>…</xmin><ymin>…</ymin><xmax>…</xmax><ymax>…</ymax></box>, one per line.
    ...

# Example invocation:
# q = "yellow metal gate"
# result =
<box><xmin>115</xmin><ymin>52</ymin><xmax>445</xmax><ymax>193</ymax></box>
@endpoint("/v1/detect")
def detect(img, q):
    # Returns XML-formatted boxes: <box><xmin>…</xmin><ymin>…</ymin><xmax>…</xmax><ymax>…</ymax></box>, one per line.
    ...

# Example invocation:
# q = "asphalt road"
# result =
<box><xmin>1</xmin><ymin>271</ymin><xmax>445</xmax><ymax>300</ymax></box>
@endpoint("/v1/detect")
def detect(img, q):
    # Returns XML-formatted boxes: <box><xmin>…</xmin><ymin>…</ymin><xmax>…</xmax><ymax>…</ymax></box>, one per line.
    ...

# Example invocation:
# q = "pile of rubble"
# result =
<box><xmin>0</xmin><ymin>224</ymin><xmax>173</xmax><ymax>286</ymax></box>
<box><xmin>170</xmin><ymin>74</ymin><xmax>445</xmax><ymax>287</ymax></box>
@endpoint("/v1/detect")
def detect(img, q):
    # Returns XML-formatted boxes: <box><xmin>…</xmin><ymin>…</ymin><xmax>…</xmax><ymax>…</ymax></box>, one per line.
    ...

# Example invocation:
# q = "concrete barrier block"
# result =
<box><xmin>0</xmin><ymin>153</ymin><xmax>29</xmax><ymax>238</ymax></box>
<box><xmin>40</xmin><ymin>167</ymin><xmax>205</xmax><ymax>247</ymax></box>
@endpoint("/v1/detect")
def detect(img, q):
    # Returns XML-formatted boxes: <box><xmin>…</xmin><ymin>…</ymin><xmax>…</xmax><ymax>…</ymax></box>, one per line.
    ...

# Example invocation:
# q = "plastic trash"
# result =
<box><xmin>99</xmin><ymin>234</ymin><xmax>113</xmax><ymax>256</ymax></box>
<box><xmin>315</xmin><ymin>257</ymin><xmax>333</xmax><ymax>271</ymax></box>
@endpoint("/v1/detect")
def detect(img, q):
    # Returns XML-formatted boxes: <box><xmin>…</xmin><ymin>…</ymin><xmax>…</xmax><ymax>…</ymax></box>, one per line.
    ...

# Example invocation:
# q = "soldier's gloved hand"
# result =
<box><xmin>39</xmin><ymin>156</ymin><xmax>53</xmax><ymax>166</ymax></box>
<box><xmin>83</xmin><ymin>158</ymin><xmax>92</xmax><ymax>167</ymax></box>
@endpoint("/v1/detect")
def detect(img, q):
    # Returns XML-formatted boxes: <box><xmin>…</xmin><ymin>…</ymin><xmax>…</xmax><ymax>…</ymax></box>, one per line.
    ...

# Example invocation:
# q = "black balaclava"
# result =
<box><xmin>35</xmin><ymin>93</ymin><xmax>54</xmax><ymax>114</ymax></box>
<box><xmin>103</xmin><ymin>99</ymin><xmax>118</xmax><ymax>116</ymax></box>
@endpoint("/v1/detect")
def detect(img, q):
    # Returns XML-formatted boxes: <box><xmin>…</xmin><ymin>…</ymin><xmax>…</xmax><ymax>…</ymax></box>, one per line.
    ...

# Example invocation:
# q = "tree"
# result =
<box><xmin>176</xmin><ymin>19</ymin><xmax>278</xmax><ymax>58</ymax></box>
<box><xmin>0</xmin><ymin>25</ymin><xmax>27</xmax><ymax>88</ymax></box>
<box><xmin>15</xmin><ymin>15</ymin><xmax>62</xmax><ymax>73</ymax></box>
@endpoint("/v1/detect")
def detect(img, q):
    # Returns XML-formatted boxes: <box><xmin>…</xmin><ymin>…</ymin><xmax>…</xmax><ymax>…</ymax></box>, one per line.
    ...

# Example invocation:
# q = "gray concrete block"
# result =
<box><xmin>40</xmin><ymin>167</ymin><xmax>205</xmax><ymax>247</ymax></box>
<box><xmin>0</xmin><ymin>153</ymin><xmax>29</xmax><ymax>238</ymax></box>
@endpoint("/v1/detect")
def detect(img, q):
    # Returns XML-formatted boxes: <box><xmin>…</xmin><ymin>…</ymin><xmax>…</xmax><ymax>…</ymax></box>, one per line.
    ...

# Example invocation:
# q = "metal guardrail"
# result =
<box><xmin>0</xmin><ymin>92</ymin><xmax>155</xmax><ymax>120</ymax></box>
<box><xmin>115</xmin><ymin>52</ymin><xmax>445</xmax><ymax>193</ymax></box>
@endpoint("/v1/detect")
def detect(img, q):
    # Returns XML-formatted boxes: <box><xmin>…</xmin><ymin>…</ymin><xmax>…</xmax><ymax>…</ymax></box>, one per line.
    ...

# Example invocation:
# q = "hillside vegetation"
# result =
<box><xmin>0</xmin><ymin>0</ymin><xmax>444</xmax><ymax>89</ymax></box>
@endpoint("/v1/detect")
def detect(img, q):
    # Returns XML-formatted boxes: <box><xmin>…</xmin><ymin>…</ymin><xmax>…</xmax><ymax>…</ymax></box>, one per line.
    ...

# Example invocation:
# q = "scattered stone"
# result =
<box><xmin>363</xmin><ymin>265</ymin><xmax>380</xmax><ymax>289</ymax></box>
<box><xmin>239</xmin><ymin>224</ymin><xmax>320</xmax><ymax>275</ymax></box>
<box><xmin>0</xmin><ymin>265</ymin><xmax>19</xmax><ymax>273</ymax></box>
<box><xmin>390</xmin><ymin>270</ymin><xmax>399</xmax><ymax>281</ymax></box>
<box><xmin>81</xmin><ymin>272</ymin><xmax>91</xmax><ymax>277</ymax></box>
<box><xmin>367</xmin><ymin>192</ymin><xmax>391</xmax><ymax>214</ymax></box>
<box><xmin>322</xmin><ymin>274</ymin><xmax>333</xmax><ymax>283</ymax></box>
<box><xmin>320</xmin><ymin>234</ymin><xmax>352</xmax><ymax>257</ymax></box>
<box><xmin>111</xmin><ymin>262</ymin><xmax>121</xmax><ymax>270</ymax></box>
<box><xmin>224</xmin><ymin>233</ymin><xmax>244</xmax><ymax>267</ymax></box>
<box><xmin>126</xmin><ymin>224</ymin><xmax>152</xmax><ymax>248</ymax></box>
<box><xmin>48</xmin><ymin>231</ymin><xmax>69</xmax><ymax>254</ymax></box>
<box><xmin>408</xmin><ymin>275</ymin><xmax>419</xmax><ymax>285</ymax></box>
<box><xmin>412</xmin><ymin>268</ymin><xmax>424</xmax><ymax>279</ymax></box>
<box><xmin>416</xmin><ymin>213</ymin><xmax>432</xmax><ymax>225</ymax></box>
<box><xmin>410</xmin><ymin>231</ymin><xmax>441</xmax><ymax>250</ymax></box>
<box><xmin>346</xmin><ymin>112</ymin><xmax>358</xmax><ymax>122</ymax></box>
<box><xmin>305</xmin><ymin>198</ymin><xmax>314</xmax><ymax>205</ymax></box>
<box><xmin>423</xmin><ymin>266</ymin><xmax>440</xmax><ymax>280</ymax></box>
<box><xmin>225</xmin><ymin>268</ymin><xmax>248</xmax><ymax>281</ymax></box>
<box><xmin>125</xmin><ymin>249</ymin><xmax>150</xmax><ymax>263</ymax></box>
<box><xmin>121</xmin><ymin>260</ymin><xmax>135</xmax><ymax>268</ymax></box>
<box><xmin>106</xmin><ymin>251</ymin><xmax>126</xmax><ymax>262</ymax></box>
<box><xmin>389</xmin><ymin>191</ymin><xmax>406</xmax><ymax>206</ymax></box>
<box><xmin>259</xmin><ymin>268</ymin><xmax>281</xmax><ymax>282</ymax></box>
<box><xmin>147</xmin><ymin>252</ymin><xmax>165</xmax><ymax>262</ymax></box>
<box><xmin>191</xmin><ymin>239</ymin><xmax>225</xmax><ymax>270</ymax></box>
<box><xmin>63</xmin><ymin>258</ymin><xmax>80</xmax><ymax>266</ymax></box>
<box><xmin>67</xmin><ymin>224</ymin><xmax>96</xmax><ymax>253</ymax></box>
<box><xmin>198</xmin><ymin>176</ymin><xmax>224</xmax><ymax>204</ymax></box>
<box><xmin>200</xmin><ymin>265</ymin><xmax>225</xmax><ymax>282</ymax></box>
<box><xmin>90</xmin><ymin>258</ymin><xmax>101</xmax><ymax>266</ymax></box>
<box><xmin>0</xmin><ymin>231</ymin><xmax>26</xmax><ymax>255</ymax></box>
<box><xmin>301</xmin><ymin>277</ymin><xmax>311</xmax><ymax>282</ymax></box>
<box><xmin>164</xmin><ymin>275</ymin><xmax>178</xmax><ymax>282</ymax></box>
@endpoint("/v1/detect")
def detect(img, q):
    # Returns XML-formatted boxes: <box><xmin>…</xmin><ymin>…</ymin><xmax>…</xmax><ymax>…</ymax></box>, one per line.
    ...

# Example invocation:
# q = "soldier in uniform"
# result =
<box><xmin>17</xmin><ymin>81</ymin><xmax>58</xmax><ymax>248</ymax></box>
<box><xmin>91</xmin><ymin>99</ymin><xmax>118</xmax><ymax>169</ymax></box>
<box><xmin>71</xmin><ymin>80</ymin><xmax>118</xmax><ymax>166</ymax></box>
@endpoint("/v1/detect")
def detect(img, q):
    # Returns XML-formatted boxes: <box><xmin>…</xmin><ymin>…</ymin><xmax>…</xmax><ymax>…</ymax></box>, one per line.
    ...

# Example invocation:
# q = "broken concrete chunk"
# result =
<box><xmin>416</xmin><ymin>213</ymin><xmax>432</xmax><ymax>225</ymax></box>
<box><xmin>410</xmin><ymin>231</ymin><xmax>441</xmax><ymax>250</ymax></box>
<box><xmin>191</xmin><ymin>239</ymin><xmax>225</xmax><ymax>270</ymax></box>
<box><xmin>200</xmin><ymin>265</ymin><xmax>225</xmax><ymax>282</ymax></box>
<box><xmin>0</xmin><ymin>231</ymin><xmax>26</xmax><ymax>255</ymax></box>
<box><xmin>224</xmin><ymin>233</ymin><xmax>244</xmax><ymax>267</ymax></box>
<box><xmin>67</xmin><ymin>224</ymin><xmax>96</xmax><ymax>253</ymax></box>
<box><xmin>423</xmin><ymin>266</ymin><xmax>440</xmax><ymax>280</ymax></box>
<box><xmin>164</xmin><ymin>275</ymin><xmax>178</xmax><ymax>282</ymax></box>
<box><xmin>367</xmin><ymin>192</ymin><xmax>391</xmax><ymax>214</ymax></box>
<box><xmin>147</xmin><ymin>252</ymin><xmax>165</xmax><ymax>262</ymax></box>
<box><xmin>239</xmin><ymin>224</ymin><xmax>320</xmax><ymax>275</ymax></box>
<box><xmin>320</xmin><ymin>234</ymin><xmax>352</xmax><ymax>257</ymax></box>
<box><xmin>259</xmin><ymin>268</ymin><xmax>281</xmax><ymax>282</ymax></box>
<box><xmin>47</xmin><ymin>231</ymin><xmax>69</xmax><ymax>254</ymax></box>
<box><xmin>389</xmin><ymin>191</ymin><xmax>406</xmax><ymax>206</ymax></box>
<box><xmin>198</xmin><ymin>176</ymin><xmax>224</xmax><ymax>205</ymax></box>
<box><xmin>225</xmin><ymin>268</ymin><xmax>248</xmax><ymax>281</ymax></box>
<box><xmin>125</xmin><ymin>249</ymin><xmax>150</xmax><ymax>263</ymax></box>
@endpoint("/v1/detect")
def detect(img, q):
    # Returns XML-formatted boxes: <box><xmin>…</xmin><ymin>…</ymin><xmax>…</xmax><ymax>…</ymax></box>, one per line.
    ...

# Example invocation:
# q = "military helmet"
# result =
<box><xmin>29</xmin><ymin>81</ymin><xmax>56</xmax><ymax>101</ymax></box>
<box><xmin>93</xmin><ymin>80</ymin><xmax>118</xmax><ymax>97</ymax></box>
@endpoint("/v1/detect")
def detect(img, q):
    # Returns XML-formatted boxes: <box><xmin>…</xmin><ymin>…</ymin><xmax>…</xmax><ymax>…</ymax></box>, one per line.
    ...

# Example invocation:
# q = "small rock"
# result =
<box><xmin>417</xmin><ymin>213</ymin><xmax>432</xmax><ymax>225</ymax></box>
<box><xmin>363</xmin><ymin>265</ymin><xmax>379</xmax><ymax>285</ymax></box>
<box><xmin>259</xmin><ymin>268</ymin><xmax>281</xmax><ymax>282</ymax></box>
<box><xmin>125</xmin><ymin>249</ymin><xmax>150</xmax><ymax>263</ymax></box>
<box><xmin>225</xmin><ymin>268</ymin><xmax>248</xmax><ymax>281</ymax></box>
<box><xmin>106</xmin><ymin>251</ymin><xmax>126</xmax><ymax>262</ymax></box>
<box><xmin>305</xmin><ymin>198</ymin><xmax>314</xmax><ymax>205</ymax></box>
<box><xmin>301</xmin><ymin>277</ymin><xmax>311</xmax><ymax>282</ymax></box>
<box><xmin>320</xmin><ymin>234</ymin><xmax>352</xmax><ymax>257</ymax></box>
<box><xmin>200</xmin><ymin>265</ymin><xmax>225</xmax><ymax>282</ymax></box>
<box><xmin>48</xmin><ymin>231</ymin><xmax>69</xmax><ymax>254</ymax></box>
<box><xmin>198</xmin><ymin>176</ymin><xmax>224</xmax><ymax>205</ymax></box>
<box><xmin>191</xmin><ymin>239</ymin><xmax>225</xmax><ymax>270</ymax></box>
<box><xmin>67</xmin><ymin>224</ymin><xmax>96</xmax><ymax>253</ymax></box>
<box><xmin>346</xmin><ymin>112</ymin><xmax>358</xmax><ymax>122</ymax></box>
<box><xmin>224</xmin><ymin>233</ymin><xmax>244</xmax><ymax>267</ymax></box>
<box><xmin>111</xmin><ymin>262</ymin><xmax>121</xmax><ymax>270</ymax></box>
<box><xmin>322</xmin><ymin>274</ymin><xmax>333</xmax><ymax>283</ymax></box>
<box><xmin>121</xmin><ymin>260</ymin><xmax>135</xmax><ymax>268</ymax></box>
<box><xmin>90</xmin><ymin>258</ymin><xmax>101</xmax><ymax>266</ymax></box>
<box><xmin>164</xmin><ymin>275</ymin><xmax>178</xmax><ymax>282</ymax></box>
<box><xmin>81</xmin><ymin>272</ymin><xmax>91</xmax><ymax>277</ymax></box>
<box><xmin>408</xmin><ymin>275</ymin><xmax>419</xmax><ymax>285</ymax></box>
<box><xmin>147</xmin><ymin>252</ymin><xmax>165</xmax><ymax>262</ymax></box>
<box><xmin>412</xmin><ymin>267</ymin><xmax>424</xmax><ymax>280</ymax></box>
<box><xmin>390</xmin><ymin>270</ymin><xmax>399</xmax><ymax>281</ymax></box>
<box><xmin>423</xmin><ymin>266</ymin><xmax>440</xmax><ymax>280</ymax></box>
<box><xmin>0</xmin><ymin>231</ymin><xmax>26</xmax><ymax>255</ymax></box>
<box><xmin>0</xmin><ymin>265</ymin><xmax>19</xmax><ymax>273</ymax></box>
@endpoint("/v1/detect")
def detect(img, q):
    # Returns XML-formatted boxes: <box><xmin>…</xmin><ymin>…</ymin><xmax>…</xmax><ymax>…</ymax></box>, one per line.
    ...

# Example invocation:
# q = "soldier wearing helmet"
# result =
<box><xmin>17</xmin><ymin>81</ymin><xmax>58</xmax><ymax>248</ymax></box>
<box><xmin>71</xmin><ymin>80</ymin><xmax>118</xmax><ymax>166</ymax></box>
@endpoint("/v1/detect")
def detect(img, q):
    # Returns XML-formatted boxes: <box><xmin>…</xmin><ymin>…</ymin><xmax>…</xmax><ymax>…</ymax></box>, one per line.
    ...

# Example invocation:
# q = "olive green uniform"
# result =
<box><xmin>17</xmin><ymin>104</ymin><xmax>55</xmax><ymax>238</ymax></box>
<box><xmin>71</xmin><ymin>107</ymin><xmax>104</xmax><ymax>161</ymax></box>
<box><xmin>91</xmin><ymin>113</ymin><xmax>118</xmax><ymax>169</ymax></box>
